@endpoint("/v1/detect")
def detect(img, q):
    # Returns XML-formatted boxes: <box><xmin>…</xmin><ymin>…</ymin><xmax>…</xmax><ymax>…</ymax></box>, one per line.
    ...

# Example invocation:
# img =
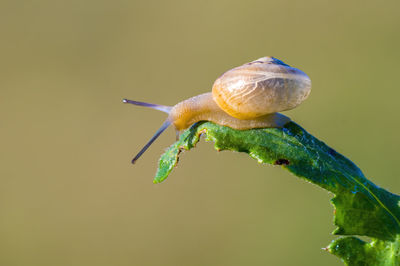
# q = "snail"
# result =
<box><xmin>124</xmin><ymin>56</ymin><xmax>311</xmax><ymax>164</ymax></box>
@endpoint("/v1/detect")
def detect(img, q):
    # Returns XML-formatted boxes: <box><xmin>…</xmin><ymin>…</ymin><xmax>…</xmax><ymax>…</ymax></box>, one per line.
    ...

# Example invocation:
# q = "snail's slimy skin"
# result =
<box><xmin>169</xmin><ymin>92</ymin><xmax>290</xmax><ymax>131</ymax></box>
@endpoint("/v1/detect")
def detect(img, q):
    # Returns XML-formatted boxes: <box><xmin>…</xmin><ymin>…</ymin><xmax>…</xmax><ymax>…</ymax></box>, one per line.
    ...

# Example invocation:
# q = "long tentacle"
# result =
<box><xmin>123</xmin><ymin>99</ymin><xmax>172</xmax><ymax>114</ymax></box>
<box><xmin>131</xmin><ymin>120</ymin><xmax>172</xmax><ymax>164</ymax></box>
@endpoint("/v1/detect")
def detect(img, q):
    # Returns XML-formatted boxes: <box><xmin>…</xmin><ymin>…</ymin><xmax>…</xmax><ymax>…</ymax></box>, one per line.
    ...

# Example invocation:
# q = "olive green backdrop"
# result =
<box><xmin>1</xmin><ymin>1</ymin><xmax>399</xmax><ymax>265</ymax></box>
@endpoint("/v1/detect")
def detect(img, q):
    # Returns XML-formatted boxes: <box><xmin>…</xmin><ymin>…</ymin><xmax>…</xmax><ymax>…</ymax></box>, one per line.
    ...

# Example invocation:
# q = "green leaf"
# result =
<box><xmin>154</xmin><ymin>121</ymin><xmax>400</xmax><ymax>265</ymax></box>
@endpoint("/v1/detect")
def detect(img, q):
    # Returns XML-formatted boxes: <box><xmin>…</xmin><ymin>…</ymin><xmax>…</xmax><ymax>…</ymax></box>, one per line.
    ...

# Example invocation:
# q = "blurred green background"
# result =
<box><xmin>1</xmin><ymin>0</ymin><xmax>399</xmax><ymax>265</ymax></box>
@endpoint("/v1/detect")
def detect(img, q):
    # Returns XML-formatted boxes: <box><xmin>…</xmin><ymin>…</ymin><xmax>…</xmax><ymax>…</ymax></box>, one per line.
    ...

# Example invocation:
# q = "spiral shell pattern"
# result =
<box><xmin>212</xmin><ymin>56</ymin><xmax>311</xmax><ymax>119</ymax></box>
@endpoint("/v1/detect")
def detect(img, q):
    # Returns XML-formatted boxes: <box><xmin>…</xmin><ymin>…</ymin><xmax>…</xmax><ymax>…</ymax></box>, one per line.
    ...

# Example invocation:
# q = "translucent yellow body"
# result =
<box><xmin>169</xmin><ymin>93</ymin><xmax>290</xmax><ymax>131</ymax></box>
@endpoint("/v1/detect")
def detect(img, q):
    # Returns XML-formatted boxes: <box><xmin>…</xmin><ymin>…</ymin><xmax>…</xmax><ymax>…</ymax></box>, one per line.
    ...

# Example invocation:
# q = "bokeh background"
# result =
<box><xmin>1</xmin><ymin>0</ymin><xmax>399</xmax><ymax>265</ymax></box>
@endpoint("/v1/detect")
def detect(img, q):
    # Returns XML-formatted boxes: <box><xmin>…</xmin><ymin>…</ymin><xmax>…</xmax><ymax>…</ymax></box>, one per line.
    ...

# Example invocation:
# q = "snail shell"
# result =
<box><xmin>212</xmin><ymin>56</ymin><xmax>311</xmax><ymax>119</ymax></box>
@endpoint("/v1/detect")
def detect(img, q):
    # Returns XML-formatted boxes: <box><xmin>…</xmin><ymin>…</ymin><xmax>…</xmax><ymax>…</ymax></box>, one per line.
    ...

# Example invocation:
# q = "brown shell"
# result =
<box><xmin>212</xmin><ymin>56</ymin><xmax>311</xmax><ymax>119</ymax></box>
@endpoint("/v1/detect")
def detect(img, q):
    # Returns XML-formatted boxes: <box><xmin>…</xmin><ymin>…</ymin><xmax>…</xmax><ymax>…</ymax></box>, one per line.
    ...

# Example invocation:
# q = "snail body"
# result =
<box><xmin>168</xmin><ymin>92</ymin><xmax>290</xmax><ymax>131</ymax></box>
<box><xmin>124</xmin><ymin>56</ymin><xmax>311</xmax><ymax>163</ymax></box>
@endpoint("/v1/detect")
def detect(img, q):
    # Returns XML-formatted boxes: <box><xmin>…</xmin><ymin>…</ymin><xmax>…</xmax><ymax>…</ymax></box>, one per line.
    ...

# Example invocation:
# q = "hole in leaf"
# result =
<box><xmin>274</xmin><ymin>158</ymin><xmax>290</xmax><ymax>165</ymax></box>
